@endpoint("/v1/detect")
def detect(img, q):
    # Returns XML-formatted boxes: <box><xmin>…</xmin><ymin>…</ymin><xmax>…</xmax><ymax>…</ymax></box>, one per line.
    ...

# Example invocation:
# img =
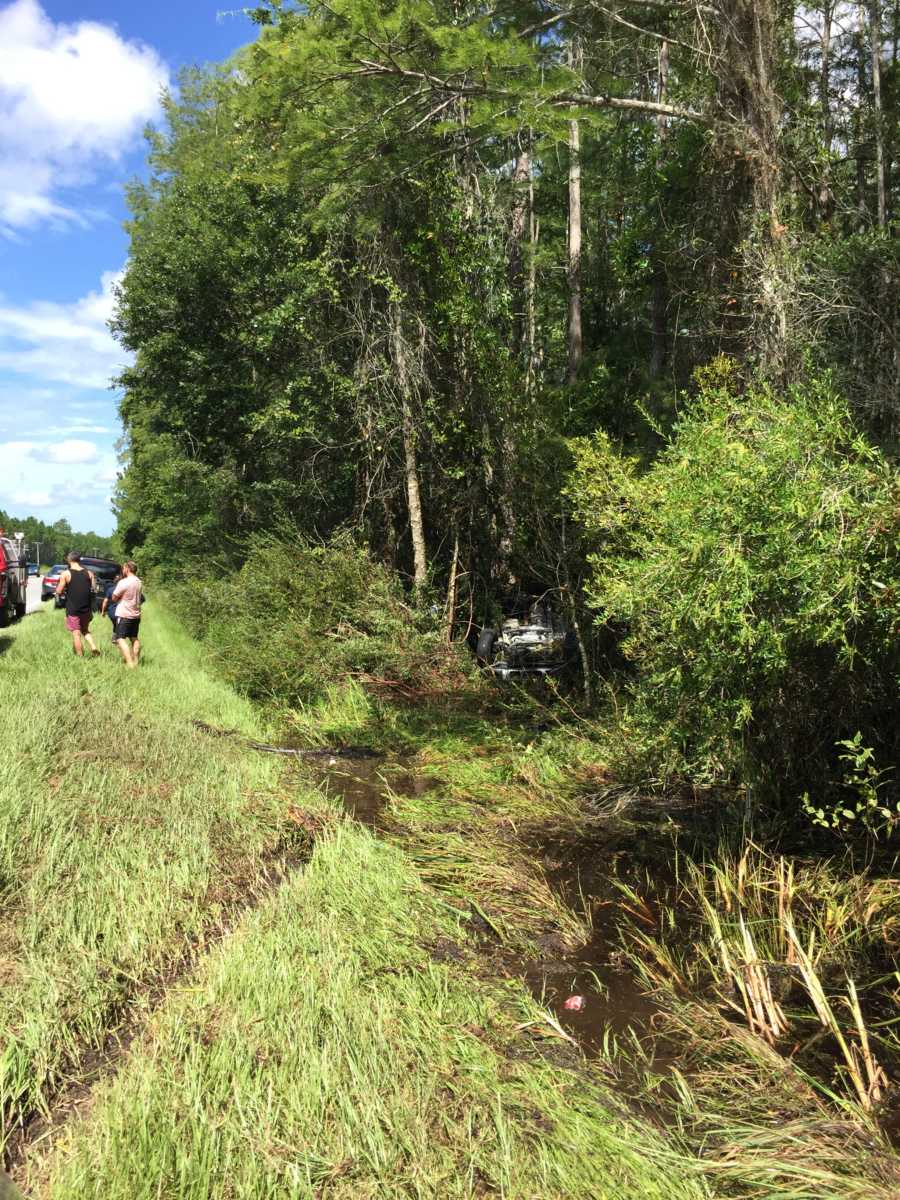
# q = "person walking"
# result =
<box><xmin>110</xmin><ymin>560</ymin><xmax>143</xmax><ymax>668</ymax></box>
<box><xmin>100</xmin><ymin>571</ymin><xmax>122</xmax><ymax>646</ymax></box>
<box><xmin>55</xmin><ymin>551</ymin><xmax>100</xmax><ymax>657</ymax></box>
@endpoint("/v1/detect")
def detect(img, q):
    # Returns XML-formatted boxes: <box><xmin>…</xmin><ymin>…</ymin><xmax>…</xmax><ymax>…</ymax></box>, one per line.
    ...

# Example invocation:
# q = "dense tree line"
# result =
<box><xmin>0</xmin><ymin>510</ymin><xmax>115</xmax><ymax>567</ymax></box>
<box><xmin>114</xmin><ymin>0</ymin><xmax>900</xmax><ymax>806</ymax></box>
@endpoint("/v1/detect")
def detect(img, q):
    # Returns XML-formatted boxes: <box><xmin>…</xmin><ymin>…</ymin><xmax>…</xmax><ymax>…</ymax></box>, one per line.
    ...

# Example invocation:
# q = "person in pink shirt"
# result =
<box><xmin>110</xmin><ymin>560</ymin><xmax>144</xmax><ymax>668</ymax></box>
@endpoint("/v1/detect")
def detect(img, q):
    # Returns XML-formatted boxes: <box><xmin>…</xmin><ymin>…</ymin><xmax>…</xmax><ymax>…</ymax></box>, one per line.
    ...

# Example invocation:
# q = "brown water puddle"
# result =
<box><xmin>308</xmin><ymin>753</ymin><xmax>681</xmax><ymax>1063</ymax></box>
<box><xmin>520</xmin><ymin>926</ymin><xmax>664</xmax><ymax>1058</ymax></box>
<box><xmin>519</xmin><ymin>809</ymin><xmax>692</xmax><ymax>1063</ymax></box>
<box><xmin>306</xmin><ymin>755</ymin><xmax>440</xmax><ymax>826</ymax></box>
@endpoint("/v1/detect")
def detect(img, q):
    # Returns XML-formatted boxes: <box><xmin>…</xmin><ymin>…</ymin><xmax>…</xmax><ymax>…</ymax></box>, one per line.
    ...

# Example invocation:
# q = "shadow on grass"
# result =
<box><xmin>306</xmin><ymin>675</ymin><xmax>585</xmax><ymax>759</ymax></box>
<box><xmin>0</xmin><ymin>634</ymin><xmax>13</xmax><ymax>657</ymax></box>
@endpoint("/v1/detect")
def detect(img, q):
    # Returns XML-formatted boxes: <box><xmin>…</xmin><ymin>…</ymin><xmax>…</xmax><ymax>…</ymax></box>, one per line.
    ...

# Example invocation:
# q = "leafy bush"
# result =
<box><xmin>568</xmin><ymin>359</ymin><xmax>900</xmax><ymax>807</ymax></box>
<box><xmin>177</xmin><ymin>533</ymin><xmax>444</xmax><ymax>706</ymax></box>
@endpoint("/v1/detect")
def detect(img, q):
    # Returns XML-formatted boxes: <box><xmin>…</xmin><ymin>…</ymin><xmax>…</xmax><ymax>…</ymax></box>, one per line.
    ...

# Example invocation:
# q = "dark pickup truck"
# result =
<box><xmin>0</xmin><ymin>536</ymin><xmax>28</xmax><ymax>626</ymax></box>
<box><xmin>53</xmin><ymin>557</ymin><xmax>121</xmax><ymax>612</ymax></box>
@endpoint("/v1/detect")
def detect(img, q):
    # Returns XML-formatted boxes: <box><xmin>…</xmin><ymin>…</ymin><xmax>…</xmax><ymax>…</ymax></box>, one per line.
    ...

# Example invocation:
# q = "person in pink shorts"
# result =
<box><xmin>55</xmin><ymin>551</ymin><xmax>100</xmax><ymax>657</ymax></box>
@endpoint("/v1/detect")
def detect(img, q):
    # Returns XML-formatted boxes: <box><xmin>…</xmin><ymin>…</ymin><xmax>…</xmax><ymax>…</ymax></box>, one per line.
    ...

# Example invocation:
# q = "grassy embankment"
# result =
<box><xmin>2</xmin><ymin>603</ymin><xmax>705</xmax><ymax>1198</ymax></box>
<box><xmin>283</xmin><ymin>681</ymin><xmax>900</xmax><ymax>1199</ymax></box>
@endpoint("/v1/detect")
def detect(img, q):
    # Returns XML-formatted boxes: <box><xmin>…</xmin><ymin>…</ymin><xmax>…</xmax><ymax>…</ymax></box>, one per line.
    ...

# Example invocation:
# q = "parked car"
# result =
<box><xmin>475</xmin><ymin>599</ymin><xmax>577</xmax><ymax>680</ymax></box>
<box><xmin>0</xmin><ymin>536</ymin><xmax>28</xmax><ymax>626</ymax></box>
<box><xmin>52</xmin><ymin>557</ymin><xmax>121</xmax><ymax>612</ymax></box>
<box><xmin>42</xmin><ymin>564</ymin><xmax>68</xmax><ymax>602</ymax></box>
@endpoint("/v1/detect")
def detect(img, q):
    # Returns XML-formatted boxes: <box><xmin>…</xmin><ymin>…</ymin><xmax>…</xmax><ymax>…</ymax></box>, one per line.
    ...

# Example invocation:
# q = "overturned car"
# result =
<box><xmin>475</xmin><ymin>600</ymin><xmax>577</xmax><ymax>680</ymax></box>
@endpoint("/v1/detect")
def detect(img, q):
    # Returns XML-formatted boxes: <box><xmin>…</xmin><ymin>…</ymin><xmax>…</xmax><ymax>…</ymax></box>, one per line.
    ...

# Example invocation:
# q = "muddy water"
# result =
<box><xmin>520</xmin><ymin>805</ymin><xmax>693</xmax><ymax>1061</ymax></box>
<box><xmin>309</xmin><ymin>754</ymin><xmax>680</xmax><ymax>1061</ymax></box>
<box><xmin>521</xmin><ymin>930</ymin><xmax>663</xmax><ymax>1056</ymax></box>
<box><xmin>306</xmin><ymin>755</ymin><xmax>439</xmax><ymax>826</ymax></box>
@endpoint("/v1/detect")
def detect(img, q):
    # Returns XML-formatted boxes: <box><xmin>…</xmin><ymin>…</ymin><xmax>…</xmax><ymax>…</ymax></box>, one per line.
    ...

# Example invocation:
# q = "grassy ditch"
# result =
<box><xmin>33</xmin><ymin>828</ymin><xmax>703</xmax><ymax>1200</ymax></box>
<box><xmin>282</xmin><ymin>679</ymin><xmax>900</xmax><ymax>1199</ymax></box>
<box><xmin>6</xmin><ymin>600</ymin><xmax>899</xmax><ymax>1198</ymax></box>
<box><xmin>3</xmin><ymin>602</ymin><xmax>708</xmax><ymax>1198</ymax></box>
<box><xmin>0</xmin><ymin>602</ymin><xmax>297</xmax><ymax>1159</ymax></box>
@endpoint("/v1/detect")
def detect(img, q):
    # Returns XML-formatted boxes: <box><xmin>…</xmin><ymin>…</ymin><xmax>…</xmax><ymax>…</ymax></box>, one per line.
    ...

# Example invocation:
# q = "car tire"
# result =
<box><xmin>0</xmin><ymin>603</ymin><xmax>9</xmax><ymax>628</ymax></box>
<box><xmin>15</xmin><ymin>603</ymin><xmax>26</xmax><ymax>621</ymax></box>
<box><xmin>476</xmin><ymin>628</ymin><xmax>496</xmax><ymax>664</ymax></box>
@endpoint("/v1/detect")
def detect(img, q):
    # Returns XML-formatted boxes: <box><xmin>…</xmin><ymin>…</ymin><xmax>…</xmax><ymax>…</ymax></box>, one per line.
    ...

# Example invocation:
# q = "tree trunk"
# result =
<box><xmin>870</xmin><ymin>0</ymin><xmax>887</xmax><ymax>228</ymax></box>
<box><xmin>444</xmin><ymin>532</ymin><xmax>459</xmax><ymax>642</ymax></box>
<box><xmin>650</xmin><ymin>37</ymin><xmax>669</xmax><ymax>379</ymax></box>
<box><xmin>509</xmin><ymin>141</ymin><xmax>530</xmax><ymax>355</ymax></box>
<box><xmin>526</xmin><ymin>149</ymin><xmax>538</xmax><ymax>392</ymax></box>
<box><xmin>390</xmin><ymin>301</ymin><xmax>427</xmax><ymax>591</ymax></box>
<box><xmin>567</xmin><ymin>38</ymin><xmax>583</xmax><ymax>385</ymax></box>
<box><xmin>857</xmin><ymin>26</ymin><xmax>869</xmax><ymax>225</ymax></box>
<box><xmin>818</xmin><ymin>2</ymin><xmax>834</xmax><ymax>221</ymax></box>
<box><xmin>716</xmin><ymin>0</ymin><xmax>786</xmax><ymax>369</ymax></box>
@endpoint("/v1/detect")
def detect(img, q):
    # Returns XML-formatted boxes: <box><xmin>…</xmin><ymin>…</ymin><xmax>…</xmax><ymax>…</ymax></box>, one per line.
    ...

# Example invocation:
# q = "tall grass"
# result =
<box><xmin>34</xmin><ymin>829</ymin><xmax>707</xmax><ymax>1200</ymax></box>
<box><xmin>613</xmin><ymin>845</ymin><xmax>900</xmax><ymax>1198</ymax></box>
<box><xmin>621</xmin><ymin>845</ymin><xmax>899</xmax><ymax>1112</ymax></box>
<box><xmin>0</xmin><ymin>603</ymin><xmax>292</xmax><ymax>1151</ymax></box>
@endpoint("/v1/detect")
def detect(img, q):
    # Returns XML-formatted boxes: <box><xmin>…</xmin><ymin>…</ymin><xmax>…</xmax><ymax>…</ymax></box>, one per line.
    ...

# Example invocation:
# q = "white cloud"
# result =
<box><xmin>1</xmin><ymin>468</ymin><xmax>113</xmax><ymax>510</ymax></box>
<box><xmin>0</xmin><ymin>439</ymin><xmax>37</xmax><ymax>458</ymax></box>
<box><xmin>0</xmin><ymin>0</ymin><xmax>170</xmax><ymax>233</ymax></box>
<box><xmin>0</xmin><ymin>437</ymin><xmax>118</xmax><ymax>532</ymax></box>
<box><xmin>8</xmin><ymin>487</ymin><xmax>52</xmax><ymax>508</ymax></box>
<box><xmin>0</xmin><ymin>268</ymin><xmax>128</xmax><ymax>388</ymax></box>
<box><xmin>30</xmin><ymin>438</ymin><xmax>99</xmax><ymax>465</ymax></box>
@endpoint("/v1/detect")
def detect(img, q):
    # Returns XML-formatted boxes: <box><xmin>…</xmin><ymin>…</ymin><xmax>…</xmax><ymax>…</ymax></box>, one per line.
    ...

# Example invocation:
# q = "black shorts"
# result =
<box><xmin>116</xmin><ymin>616</ymin><xmax>141</xmax><ymax>639</ymax></box>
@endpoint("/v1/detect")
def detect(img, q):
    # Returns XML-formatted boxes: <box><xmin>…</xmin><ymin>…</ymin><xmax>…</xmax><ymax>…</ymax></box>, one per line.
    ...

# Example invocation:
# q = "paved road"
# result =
<box><xmin>26</xmin><ymin>575</ymin><xmax>44</xmax><ymax>614</ymax></box>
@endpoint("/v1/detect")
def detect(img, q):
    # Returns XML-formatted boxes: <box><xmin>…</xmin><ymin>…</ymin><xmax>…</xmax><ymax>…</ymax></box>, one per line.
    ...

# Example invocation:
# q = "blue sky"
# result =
<box><xmin>0</xmin><ymin>0</ymin><xmax>257</xmax><ymax>535</ymax></box>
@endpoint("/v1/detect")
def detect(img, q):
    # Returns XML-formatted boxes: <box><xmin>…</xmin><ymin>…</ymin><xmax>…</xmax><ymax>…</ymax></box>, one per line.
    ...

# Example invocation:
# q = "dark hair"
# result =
<box><xmin>66</xmin><ymin>550</ymin><xmax>82</xmax><ymax>563</ymax></box>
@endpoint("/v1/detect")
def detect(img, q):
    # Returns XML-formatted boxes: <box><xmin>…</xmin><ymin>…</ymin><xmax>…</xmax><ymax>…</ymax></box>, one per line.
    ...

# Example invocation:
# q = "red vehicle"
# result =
<box><xmin>0</xmin><ymin>535</ymin><xmax>28</xmax><ymax>626</ymax></box>
<box><xmin>41</xmin><ymin>563</ymin><xmax>67</xmax><ymax>602</ymax></box>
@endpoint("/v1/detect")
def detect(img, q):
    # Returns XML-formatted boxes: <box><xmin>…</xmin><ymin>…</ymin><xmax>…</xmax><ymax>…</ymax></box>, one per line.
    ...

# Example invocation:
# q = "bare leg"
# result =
<box><xmin>118</xmin><ymin>638</ymin><xmax>135</xmax><ymax>668</ymax></box>
<box><xmin>132</xmin><ymin>637</ymin><xmax>141</xmax><ymax>665</ymax></box>
<box><xmin>85</xmin><ymin>631</ymin><xmax>100</xmax><ymax>657</ymax></box>
<box><xmin>71</xmin><ymin>631</ymin><xmax>84</xmax><ymax>657</ymax></box>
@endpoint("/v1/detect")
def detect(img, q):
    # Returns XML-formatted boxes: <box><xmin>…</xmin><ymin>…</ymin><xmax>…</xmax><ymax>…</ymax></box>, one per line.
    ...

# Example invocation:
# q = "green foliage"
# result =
<box><xmin>803</xmin><ymin>732</ymin><xmax>900</xmax><ymax>837</ymax></box>
<box><xmin>791</xmin><ymin>232</ymin><xmax>900</xmax><ymax>440</ymax></box>
<box><xmin>568</xmin><ymin>362</ymin><xmax>900</xmax><ymax>804</ymax></box>
<box><xmin>179</xmin><ymin>533</ymin><xmax>444</xmax><ymax>705</ymax></box>
<box><xmin>110</xmin><ymin>0</ymin><xmax>900</xmax><ymax>803</ymax></box>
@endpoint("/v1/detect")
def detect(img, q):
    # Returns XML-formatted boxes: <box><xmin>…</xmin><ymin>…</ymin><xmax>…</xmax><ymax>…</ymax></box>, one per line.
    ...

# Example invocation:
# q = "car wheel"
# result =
<box><xmin>0</xmin><ymin>602</ymin><xmax>9</xmax><ymax>628</ymax></box>
<box><xmin>476</xmin><ymin>628</ymin><xmax>497</xmax><ymax>664</ymax></box>
<box><xmin>15</xmin><ymin>603</ymin><xmax>26</xmax><ymax>621</ymax></box>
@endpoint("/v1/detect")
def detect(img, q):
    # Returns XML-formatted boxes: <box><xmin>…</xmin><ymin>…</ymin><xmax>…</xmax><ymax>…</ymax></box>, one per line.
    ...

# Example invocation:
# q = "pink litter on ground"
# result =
<box><xmin>563</xmin><ymin>995</ymin><xmax>586</xmax><ymax>1012</ymax></box>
